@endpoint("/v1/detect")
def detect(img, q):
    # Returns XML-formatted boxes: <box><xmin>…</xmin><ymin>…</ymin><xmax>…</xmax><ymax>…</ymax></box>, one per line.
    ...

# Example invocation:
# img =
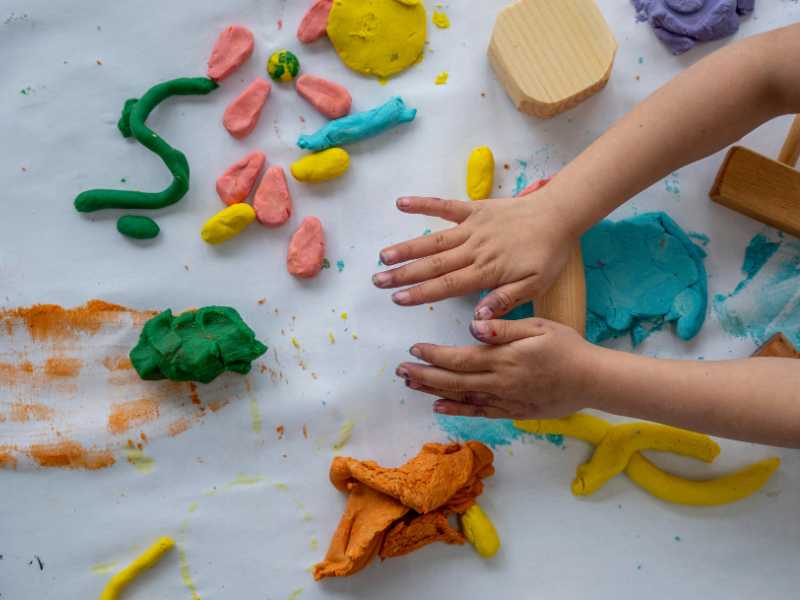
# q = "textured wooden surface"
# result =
<box><xmin>753</xmin><ymin>333</ymin><xmax>800</xmax><ymax>359</ymax></box>
<box><xmin>536</xmin><ymin>245</ymin><xmax>587</xmax><ymax>336</ymax></box>
<box><xmin>488</xmin><ymin>0</ymin><xmax>617</xmax><ymax>118</ymax></box>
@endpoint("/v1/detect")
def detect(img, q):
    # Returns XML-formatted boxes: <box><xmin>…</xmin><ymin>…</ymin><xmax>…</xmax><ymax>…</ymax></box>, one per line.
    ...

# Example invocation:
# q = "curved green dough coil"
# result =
<box><xmin>74</xmin><ymin>77</ymin><xmax>218</xmax><ymax>213</ymax></box>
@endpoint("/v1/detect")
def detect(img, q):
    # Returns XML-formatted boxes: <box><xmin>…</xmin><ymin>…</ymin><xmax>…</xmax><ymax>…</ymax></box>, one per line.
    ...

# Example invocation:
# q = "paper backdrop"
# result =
<box><xmin>1</xmin><ymin>1</ymin><xmax>798</xmax><ymax>598</ymax></box>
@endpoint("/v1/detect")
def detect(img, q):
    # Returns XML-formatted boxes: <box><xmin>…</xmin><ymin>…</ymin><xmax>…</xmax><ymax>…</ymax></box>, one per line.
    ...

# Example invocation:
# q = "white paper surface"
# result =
<box><xmin>1</xmin><ymin>1</ymin><xmax>799</xmax><ymax>598</ymax></box>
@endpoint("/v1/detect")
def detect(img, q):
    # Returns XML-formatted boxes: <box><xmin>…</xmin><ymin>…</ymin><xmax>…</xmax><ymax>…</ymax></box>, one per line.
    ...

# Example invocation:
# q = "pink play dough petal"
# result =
<box><xmin>216</xmin><ymin>151</ymin><xmax>266</xmax><ymax>205</ymax></box>
<box><xmin>207</xmin><ymin>25</ymin><xmax>255</xmax><ymax>82</ymax></box>
<box><xmin>287</xmin><ymin>217</ymin><xmax>326</xmax><ymax>279</ymax></box>
<box><xmin>254</xmin><ymin>165</ymin><xmax>293</xmax><ymax>227</ymax></box>
<box><xmin>297</xmin><ymin>0</ymin><xmax>333</xmax><ymax>44</ymax></box>
<box><xmin>295</xmin><ymin>74</ymin><xmax>352</xmax><ymax>119</ymax></box>
<box><xmin>223</xmin><ymin>78</ymin><xmax>272</xmax><ymax>139</ymax></box>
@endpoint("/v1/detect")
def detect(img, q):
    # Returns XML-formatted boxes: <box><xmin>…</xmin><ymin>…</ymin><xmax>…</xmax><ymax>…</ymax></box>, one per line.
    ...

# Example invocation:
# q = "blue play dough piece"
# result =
<box><xmin>297</xmin><ymin>96</ymin><xmax>417</xmax><ymax>151</ymax></box>
<box><xmin>480</xmin><ymin>212</ymin><xmax>708</xmax><ymax>346</ymax></box>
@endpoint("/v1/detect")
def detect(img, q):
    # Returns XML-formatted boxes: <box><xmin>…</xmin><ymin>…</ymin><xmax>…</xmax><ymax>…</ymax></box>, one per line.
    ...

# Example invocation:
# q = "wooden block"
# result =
<box><xmin>710</xmin><ymin>146</ymin><xmax>800</xmax><ymax>238</ymax></box>
<box><xmin>488</xmin><ymin>0</ymin><xmax>617</xmax><ymax>119</ymax></box>
<box><xmin>752</xmin><ymin>333</ymin><xmax>800</xmax><ymax>359</ymax></box>
<box><xmin>536</xmin><ymin>245</ymin><xmax>587</xmax><ymax>336</ymax></box>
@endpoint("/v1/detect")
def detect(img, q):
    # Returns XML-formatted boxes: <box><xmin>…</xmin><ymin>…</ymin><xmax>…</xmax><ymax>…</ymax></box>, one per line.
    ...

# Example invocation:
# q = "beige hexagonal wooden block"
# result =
<box><xmin>488</xmin><ymin>0</ymin><xmax>618</xmax><ymax>119</ymax></box>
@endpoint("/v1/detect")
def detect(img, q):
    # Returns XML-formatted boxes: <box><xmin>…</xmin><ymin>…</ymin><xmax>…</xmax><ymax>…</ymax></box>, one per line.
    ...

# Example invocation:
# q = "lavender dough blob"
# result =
<box><xmin>633</xmin><ymin>0</ymin><xmax>754</xmax><ymax>54</ymax></box>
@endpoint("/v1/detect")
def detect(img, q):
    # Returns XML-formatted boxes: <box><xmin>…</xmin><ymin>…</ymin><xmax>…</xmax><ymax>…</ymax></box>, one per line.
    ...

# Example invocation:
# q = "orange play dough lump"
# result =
<box><xmin>223</xmin><ymin>78</ymin><xmax>271</xmax><ymax>139</ymax></box>
<box><xmin>287</xmin><ymin>216</ymin><xmax>325</xmax><ymax>278</ymax></box>
<box><xmin>313</xmin><ymin>441</ymin><xmax>494</xmax><ymax>580</ymax></box>
<box><xmin>216</xmin><ymin>151</ymin><xmax>266</xmax><ymax>205</ymax></box>
<box><xmin>207</xmin><ymin>25</ymin><xmax>254</xmax><ymax>81</ymax></box>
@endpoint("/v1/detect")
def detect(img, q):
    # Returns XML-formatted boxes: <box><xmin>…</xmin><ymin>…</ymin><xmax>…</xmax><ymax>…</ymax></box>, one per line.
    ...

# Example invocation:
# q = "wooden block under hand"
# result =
<box><xmin>753</xmin><ymin>333</ymin><xmax>800</xmax><ymax>359</ymax></box>
<box><xmin>488</xmin><ymin>0</ymin><xmax>617</xmax><ymax>119</ymax></box>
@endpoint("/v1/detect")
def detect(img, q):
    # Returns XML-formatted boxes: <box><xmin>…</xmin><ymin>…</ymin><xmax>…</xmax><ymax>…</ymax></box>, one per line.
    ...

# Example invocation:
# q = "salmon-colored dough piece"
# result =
<box><xmin>254</xmin><ymin>165</ymin><xmax>292</xmax><ymax>226</ymax></box>
<box><xmin>207</xmin><ymin>25</ymin><xmax>254</xmax><ymax>82</ymax></box>
<box><xmin>314</xmin><ymin>442</ymin><xmax>494</xmax><ymax>580</ymax></box>
<box><xmin>297</xmin><ymin>0</ymin><xmax>333</xmax><ymax>43</ymax></box>
<box><xmin>216</xmin><ymin>151</ymin><xmax>266</xmax><ymax>205</ymax></box>
<box><xmin>223</xmin><ymin>78</ymin><xmax>271</xmax><ymax>139</ymax></box>
<box><xmin>287</xmin><ymin>216</ymin><xmax>326</xmax><ymax>278</ymax></box>
<box><xmin>296</xmin><ymin>74</ymin><xmax>352</xmax><ymax>119</ymax></box>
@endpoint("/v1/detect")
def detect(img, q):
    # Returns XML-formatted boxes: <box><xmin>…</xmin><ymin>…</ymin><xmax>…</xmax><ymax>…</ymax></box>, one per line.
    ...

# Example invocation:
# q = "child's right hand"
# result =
<box><xmin>372</xmin><ymin>189</ymin><xmax>578</xmax><ymax>319</ymax></box>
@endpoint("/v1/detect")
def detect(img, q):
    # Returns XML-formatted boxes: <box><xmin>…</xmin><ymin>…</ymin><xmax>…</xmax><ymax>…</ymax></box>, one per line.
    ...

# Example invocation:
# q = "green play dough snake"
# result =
<box><xmin>74</xmin><ymin>77</ymin><xmax>218</xmax><ymax>213</ymax></box>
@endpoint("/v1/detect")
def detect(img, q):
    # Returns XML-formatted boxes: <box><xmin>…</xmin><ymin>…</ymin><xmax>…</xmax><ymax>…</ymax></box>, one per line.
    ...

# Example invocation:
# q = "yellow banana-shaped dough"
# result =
<box><xmin>99</xmin><ymin>537</ymin><xmax>175</xmax><ymax>600</ymax></box>
<box><xmin>461</xmin><ymin>504</ymin><xmax>501</xmax><ymax>558</ymax></box>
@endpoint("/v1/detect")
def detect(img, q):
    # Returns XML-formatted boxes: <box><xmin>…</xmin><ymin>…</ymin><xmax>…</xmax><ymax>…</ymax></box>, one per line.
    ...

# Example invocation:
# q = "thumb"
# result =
<box><xmin>474</xmin><ymin>276</ymin><xmax>539</xmax><ymax>321</ymax></box>
<box><xmin>469</xmin><ymin>317</ymin><xmax>548</xmax><ymax>345</ymax></box>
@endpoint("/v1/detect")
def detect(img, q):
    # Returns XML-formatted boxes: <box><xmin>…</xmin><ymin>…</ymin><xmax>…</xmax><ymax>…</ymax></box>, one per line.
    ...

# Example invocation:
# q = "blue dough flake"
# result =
<box><xmin>297</xmin><ymin>96</ymin><xmax>417</xmax><ymax>151</ymax></box>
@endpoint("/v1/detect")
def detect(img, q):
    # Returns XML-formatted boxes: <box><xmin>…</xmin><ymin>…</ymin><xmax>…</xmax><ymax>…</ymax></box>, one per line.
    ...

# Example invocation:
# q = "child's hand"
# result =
<box><xmin>396</xmin><ymin>317</ymin><xmax>596</xmax><ymax>419</ymax></box>
<box><xmin>373</xmin><ymin>190</ymin><xmax>577</xmax><ymax>319</ymax></box>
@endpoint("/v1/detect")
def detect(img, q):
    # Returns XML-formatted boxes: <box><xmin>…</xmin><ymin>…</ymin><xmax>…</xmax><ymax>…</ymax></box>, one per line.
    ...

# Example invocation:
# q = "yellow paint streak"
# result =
<box><xmin>91</xmin><ymin>561</ymin><xmax>117</xmax><ymax>575</ymax></box>
<box><xmin>327</xmin><ymin>331</ymin><xmax>335</xmax><ymax>344</ymax></box>
<box><xmin>332</xmin><ymin>419</ymin><xmax>354</xmax><ymax>451</ymax></box>
<box><xmin>310</xmin><ymin>537</ymin><xmax>319</xmax><ymax>551</ymax></box>
<box><xmin>125</xmin><ymin>448</ymin><xmax>155</xmax><ymax>475</ymax></box>
<box><xmin>188</xmin><ymin>502</ymin><xmax>198</xmax><ymax>513</ymax></box>
<box><xmin>227</xmin><ymin>473</ymin><xmax>265</xmax><ymax>488</ymax></box>
<box><xmin>250</xmin><ymin>396</ymin><xmax>263</xmax><ymax>433</ymax></box>
<box><xmin>288</xmin><ymin>588</ymin><xmax>304</xmax><ymax>600</ymax></box>
<box><xmin>274</xmin><ymin>482</ymin><xmax>289</xmax><ymax>491</ymax></box>
<box><xmin>99</xmin><ymin>537</ymin><xmax>175</xmax><ymax>600</ymax></box>
<box><xmin>177</xmin><ymin>542</ymin><xmax>202</xmax><ymax>600</ymax></box>
<box><xmin>291</xmin><ymin>337</ymin><xmax>301</xmax><ymax>349</ymax></box>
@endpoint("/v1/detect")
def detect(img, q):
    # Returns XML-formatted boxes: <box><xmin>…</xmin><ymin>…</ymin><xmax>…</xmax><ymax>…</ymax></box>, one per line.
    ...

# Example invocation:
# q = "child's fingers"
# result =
<box><xmin>379</xmin><ymin>227</ymin><xmax>468</xmax><ymax>266</ymax></box>
<box><xmin>433</xmin><ymin>399</ymin><xmax>518</xmax><ymax>419</ymax></box>
<box><xmin>372</xmin><ymin>247</ymin><xmax>472</xmax><ymax>289</ymax></box>
<box><xmin>469</xmin><ymin>317</ymin><xmax>549</xmax><ymax>345</ymax></box>
<box><xmin>408</xmin><ymin>343</ymin><xmax>492</xmax><ymax>372</ymax></box>
<box><xmin>404</xmin><ymin>383</ymin><xmax>498</xmax><ymax>406</ymax></box>
<box><xmin>390</xmin><ymin>266</ymin><xmax>481</xmax><ymax>306</ymax></box>
<box><xmin>474</xmin><ymin>276</ymin><xmax>541</xmax><ymax>320</ymax></box>
<box><xmin>396</xmin><ymin>363</ymin><xmax>495</xmax><ymax>393</ymax></box>
<box><xmin>396</xmin><ymin>196</ymin><xmax>474</xmax><ymax>223</ymax></box>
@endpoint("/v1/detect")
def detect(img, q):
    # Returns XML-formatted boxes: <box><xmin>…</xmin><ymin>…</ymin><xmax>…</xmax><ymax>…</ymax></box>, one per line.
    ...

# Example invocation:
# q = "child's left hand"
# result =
<box><xmin>396</xmin><ymin>317</ymin><xmax>597</xmax><ymax>419</ymax></box>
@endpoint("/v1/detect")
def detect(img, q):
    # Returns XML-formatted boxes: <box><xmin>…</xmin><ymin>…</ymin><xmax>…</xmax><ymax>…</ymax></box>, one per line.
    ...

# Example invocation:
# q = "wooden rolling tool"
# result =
<box><xmin>711</xmin><ymin>115</ymin><xmax>800</xmax><ymax>237</ymax></box>
<box><xmin>536</xmin><ymin>245</ymin><xmax>586</xmax><ymax>335</ymax></box>
<box><xmin>752</xmin><ymin>333</ymin><xmax>800</xmax><ymax>359</ymax></box>
<box><xmin>488</xmin><ymin>0</ymin><xmax>617</xmax><ymax>119</ymax></box>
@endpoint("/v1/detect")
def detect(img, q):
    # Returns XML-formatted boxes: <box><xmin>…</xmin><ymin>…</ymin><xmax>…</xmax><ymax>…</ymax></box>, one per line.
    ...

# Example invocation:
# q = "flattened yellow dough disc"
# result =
<box><xmin>327</xmin><ymin>0</ymin><xmax>427</xmax><ymax>79</ymax></box>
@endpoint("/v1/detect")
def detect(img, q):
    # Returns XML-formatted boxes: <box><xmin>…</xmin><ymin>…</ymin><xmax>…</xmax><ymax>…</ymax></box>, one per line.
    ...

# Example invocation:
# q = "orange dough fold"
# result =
<box><xmin>313</xmin><ymin>441</ymin><xmax>494</xmax><ymax>580</ymax></box>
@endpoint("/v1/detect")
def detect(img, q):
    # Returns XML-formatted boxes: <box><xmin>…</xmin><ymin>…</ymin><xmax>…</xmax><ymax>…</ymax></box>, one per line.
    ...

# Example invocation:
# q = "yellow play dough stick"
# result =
<box><xmin>514</xmin><ymin>415</ymin><xmax>779</xmax><ymax>506</ymax></box>
<box><xmin>99</xmin><ymin>536</ymin><xmax>175</xmax><ymax>600</ymax></box>
<box><xmin>466</xmin><ymin>146</ymin><xmax>495</xmax><ymax>200</ymax></box>
<box><xmin>626</xmin><ymin>455</ymin><xmax>781</xmax><ymax>507</ymax></box>
<box><xmin>461</xmin><ymin>504</ymin><xmax>501</xmax><ymax>558</ymax></box>
<box><xmin>573</xmin><ymin>422</ymin><xmax>720</xmax><ymax>496</ymax></box>
<box><xmin>200</xmin><ymin>203</ymin><xmax>255</xmax><ymax>244</ymax></box>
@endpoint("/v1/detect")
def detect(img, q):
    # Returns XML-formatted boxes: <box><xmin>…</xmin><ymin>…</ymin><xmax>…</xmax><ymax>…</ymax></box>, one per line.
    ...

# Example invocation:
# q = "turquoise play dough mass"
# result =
<box><xmin>487</xmin><ymin>212</ymin><xmax>708</xmax><ymax>347</ymax></box>
<box><xmin>297</xmin><ymin>96</ymin><xmax>417</xmax><ymax>151</ymax></box>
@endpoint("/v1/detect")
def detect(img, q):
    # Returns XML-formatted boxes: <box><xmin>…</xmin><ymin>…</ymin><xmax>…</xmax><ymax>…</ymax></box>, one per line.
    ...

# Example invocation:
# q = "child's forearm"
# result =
<box><xmin>547</xmin><ymin>24</ymin><xmax>800</xmax><ymax>237</ymax></box>
<box><xmin>584</xmin><ymin>348</ymin><xmax>800</xmax><ymax>448</ymax></box>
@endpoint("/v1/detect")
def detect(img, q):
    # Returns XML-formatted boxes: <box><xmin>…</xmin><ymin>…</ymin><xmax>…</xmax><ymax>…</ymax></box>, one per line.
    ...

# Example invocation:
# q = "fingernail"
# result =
<box><xmin>397</xmin><ymin>197</ymin><xmax>411</xmax><ymax>209</ymax></box>
<box><xmin>380</xmin><ymin>250</ymin><xmax>396</xmax><ymax>264</ymax></box>
<box><xmin>475</xmin><ymin>306</ymin><xmax>493</xmax><ymax>320</ymax></box>
<box><xmin>470</xmin><ymin>320</ymin><xmax>490</xmax><ymax>340</ymax></box>
<box><xmin>372</xmin><ymin>272</ymin><xmax>391</xmax><ymax>288</ymax></box>
<box><xmin>433</xmin><ymin>401</ymin><xmax>448</xmax><ymax>414</ymax></box>
<box><xmin>396</xmin><ymin>366</ymin><xmax>409</xmax><ymax>379</ymax></box>
<box><xmin>406</xmin><ymin>380</ymin><xmax>422</xmax><ymax>390</ymax></box>
<box><xmin>392</xmin><ymin>291</ymin><xmax>411</xmax><ymax>305</ymax></box>
<box><xmin>409</xmin><ymin>346</ymin><xmax>421</xmax><ymax>358</ymax></box>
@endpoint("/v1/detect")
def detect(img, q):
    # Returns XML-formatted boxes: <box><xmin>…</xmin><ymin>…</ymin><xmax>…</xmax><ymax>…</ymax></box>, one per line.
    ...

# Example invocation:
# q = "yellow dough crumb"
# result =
<box><xmin>327</xmin><ymin>0</ymin><xmax>427</xmax><ymax>79</ymax></box>
<box><xmin>514</xmin><ymin>415</ymin><xmax>780</xmax><ymax>506</ymax></box>
<box><xmin>466</xmin><ymin>146</ymin><xmax>495</xmax><ymax>200</ymax></box>
<box><xmin>432</xmin><ymin>11</ymin><xmax>450</xmax><ymax>28</ymax></box>
<box><xmin>291</xmin><ymin>148</ymin><xmax>350</xmax><ymax>183</ymax></box>
<box><xmin>461</xmin><ymin>504</ymin><xmax>500</xmax><ymax>558</ymax></box>
<box><xmin>435</xmin><ymin>71</ymin><xmax>449</xmax><ymax>85</ymax></box>
<box><xmin>99</xmin><ymin>537</ymin><xmax>175</xmax><ymax>600</ymax></box>
<box><xmin>200</xmin><ymin>203</ymin><xmax>255</xmax><ymax>245</ymax></box>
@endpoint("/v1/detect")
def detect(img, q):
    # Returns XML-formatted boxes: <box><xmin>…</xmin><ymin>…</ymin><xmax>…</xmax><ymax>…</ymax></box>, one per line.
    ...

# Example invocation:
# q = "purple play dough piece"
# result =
<box><xmin>633</xmin><ymin>0</ymin><xmax>754</xmax><ymax>54</ymax></box>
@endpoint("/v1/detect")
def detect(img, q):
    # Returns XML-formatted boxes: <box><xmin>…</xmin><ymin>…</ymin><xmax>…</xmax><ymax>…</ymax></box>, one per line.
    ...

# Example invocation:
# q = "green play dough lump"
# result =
<box><xmin>117</xmin><ymin>215</ymin><xmax>160</xmax><ymax>239</ymax></box>
<box><xmin>130</xmin><ymin>306</ymin><xmax>267</xmax><ymax>384</ymax></box>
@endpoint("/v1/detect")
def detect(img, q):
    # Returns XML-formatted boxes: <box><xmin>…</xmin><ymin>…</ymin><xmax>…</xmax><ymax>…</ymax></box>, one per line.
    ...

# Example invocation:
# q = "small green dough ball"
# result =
<box><xmin>267</xmin><ymin>50</ymin><xmax>300</xmax><ymax>82</ymax></box>
<box><xmin>117</xmin><ymin>215</ymin><xmax>160</xmax><ymax>239</ymax></box>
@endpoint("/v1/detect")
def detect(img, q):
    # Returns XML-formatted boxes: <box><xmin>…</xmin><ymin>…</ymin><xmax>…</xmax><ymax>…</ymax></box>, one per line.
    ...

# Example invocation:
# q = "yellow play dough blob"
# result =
<box><xmin>461</xmin><ymin>504</ymin><xmax>500</xmax><ymax>558</ymax></box>
<box><xmin>435</xmin><ymin>71</ymin><xmax>449</xmax><ymax>85</ymax></box>
<box><xmin>201</xmin><ymin>203</ymin><xmax>255</xmax><ymax>244</ymax></box>
<box><xmin>327</xmin><ymin>0</ymin><xmax>427</xmax><ymax>79</ymax></box>
<box><xmin>99</xmin><ymin>537</ymin><xmax>175</xmax><ymax>600</ymax></box>
<box><xmin>515</xmin><ymin>416</ymin><xmax>781</xmax><ymax>506</ymax></box>
<box><xmin>291</xmin><ymin>148</ymin><xmax>351</xmax><ymax>182</ymax></box>
<box><xmin>432</xmin><ymin>10</ymin><xmax>450</xmax><ymax>28</ymax></box>
<box><xmin>467</xmin><ymin>146</ymin><xmax>495</xmax><ymax>200</ymax></box>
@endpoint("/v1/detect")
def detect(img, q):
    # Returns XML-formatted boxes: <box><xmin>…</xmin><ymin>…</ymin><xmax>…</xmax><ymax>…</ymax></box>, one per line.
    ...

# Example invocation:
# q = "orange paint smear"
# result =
<box><xmin>168</xmin><ymin>417</ymin><xmax>191</xmax><ymax>437</ymax></box>
<box><xmin>9</xmin><ymin>402</ymin><xmax>54</xmax><ymax>422</ymax></box>
<box><xmin>0</xmin><ymin>446</ymin><xmax>17</xmax><ymax>470</ymax></box>
<box><xmin>108</xmin><ymin>398</ymin><xmax>160</xmax><ymax>434</ymax></box>
<box><xmin>0</xmin><ymin>300</ymin><xmax>155</xmax><ymax>343</ymax></box>
<box><xmin>28</xmin><ymin>440</ymin><xmax>115</xmax><ymax>470</ymax></box>
<box><xmin>207</xmin><ymin>398</ymin><xmax>230</xmax><ymax>413</ymax></box>
<box><xmin>44</xmin><ymin>357</ymin><xmax>83</xmax><ymax>378</ymax></box>
<box><xmin>189</xmin><ymin>382</ymin><xmax>202</xmax><ymax>405</ymax></box>
<box><xmin>102</xmin><ymin>355</ymin><xmax>132</xmax><ymax>371</ymax></box>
